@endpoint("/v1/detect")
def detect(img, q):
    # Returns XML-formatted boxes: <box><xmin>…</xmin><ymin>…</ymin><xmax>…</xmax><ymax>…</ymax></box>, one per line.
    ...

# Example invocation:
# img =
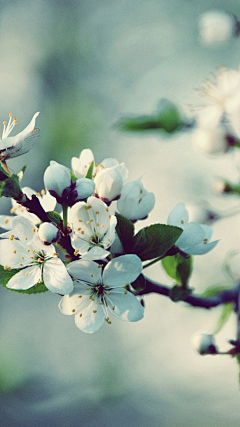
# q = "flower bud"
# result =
<box><xmin>44</xmin><ymin>161</ymin><xmax>72</xmax><ymax>201</ymax></box>
<box><xmin>192</xmin><ymin>333</ymin><xmax>218</xmax><ymax>355</ymax></box>
<box><xmin>94</xmin><ymin>163</ymin><xmax>128</xmax><ymax>203</ymax></box>
<box><xmin>38</xmin><ymin>222</ymin><xmax>61</xmax><ymax>245</ymax></box>
<box><xmin>117</xmin><ymin>177</ymin><xmax>155</xmax><ymax>221</ymax></box>
<box><xmin>68</xmin><ymin>178</ymin><xmax>95</xmax><ymax>206</ymax></box>
<box><xmin>198</xmin><ymin>10</ymin><xmax>237</xmax><ymax>46</ymax></box>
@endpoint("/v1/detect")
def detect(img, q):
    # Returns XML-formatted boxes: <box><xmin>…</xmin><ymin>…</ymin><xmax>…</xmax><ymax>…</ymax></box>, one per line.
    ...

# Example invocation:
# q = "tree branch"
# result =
<box><xmin>138</xmin><ymin>277</ymin><xmax>240</xmax><ymax>309</ymax></box>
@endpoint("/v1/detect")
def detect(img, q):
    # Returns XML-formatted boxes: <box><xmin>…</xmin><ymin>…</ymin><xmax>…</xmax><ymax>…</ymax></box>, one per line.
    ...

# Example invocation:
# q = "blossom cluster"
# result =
<box><xmin>0</xmin><ymin>112</ymin><xmax>219</xmax><ymax>334</ymax></box>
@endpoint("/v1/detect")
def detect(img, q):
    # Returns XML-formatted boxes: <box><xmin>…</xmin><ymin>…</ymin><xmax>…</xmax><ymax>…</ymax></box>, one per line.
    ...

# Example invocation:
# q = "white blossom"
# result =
<box><xmin>0</xmin><ymin>112</ymin><xmax>40</xmax><ymax>160</ymax></box>
<box><xmin>59</xmin><ymin>255</ymin><xmax>144</xmax><ymax>333</ymax></box>
<box><xmin>167</xmin><ymin>203</ymin><xmax>219</xmax><ymax>255</ymax></box>
<box><xmin>196</xmin><ymin>67</ymin><xmax>240</xmax><ymax>134</ymax></box>
<box><xmin>0</xmin><ymin>217</ymin><xmax>73</xmax><ymax>294</ymax></box>
<box><xmin>117</xmin><ymin>176</ymin><xmax>155</xmax><ymax>221</ymax></box>
<box><xmin>198</xmin><ymin>10</ymin><xmax>237</xmax><ymax>46</ymax></box>
<box><xmin>69</xmin><ymin>196</ymin><xmax>117</xmax><ymax>260</ymax></box>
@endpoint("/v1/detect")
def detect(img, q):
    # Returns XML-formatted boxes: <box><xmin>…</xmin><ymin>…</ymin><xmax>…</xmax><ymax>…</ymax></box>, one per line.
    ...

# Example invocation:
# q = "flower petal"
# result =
<box><xmin>43</xmin><ymin>258</ymin><xmax>73</xmax><ymax>294</ymax></box>
<box><xmin>107</xmin><ymin>289</ymin><xmax>144</xmax><ymax>321</ymax></box>
<box><xmin>103</xmin><ymin>254</ymin><xmax>142</xmax><ymax>288</ymax></box>
<box><xmin>167</xmin><ymin>203</ymin><xmax>189</xmax><ymax>227</ymax></box>
<box><xmin>176</xmin><ymin>222</ymin><xmax>206</xmax><ymax>250</ymax></box>
<box><xmin>183</xmin><ymin>239</ymin><xmax>219</xmax><ymax>255</ymax></box>
<box><xmin>74</xmin><ymin>300</ymin><xmax>105</xmax><ymax>333</ymax></box>
<box><xmin>6</xmin><ymin>265</ymin><xmax>41</xmax><ymax>290</ymax></box>
<box><xmin>59</xmin><ymin>291</ymin><xmax>91</xmax><ymax>315</ymax></box>
<box><xmin>67</xmin><ymin>259</ymin><xmax>102</xmax><ymax>284</ymax></box>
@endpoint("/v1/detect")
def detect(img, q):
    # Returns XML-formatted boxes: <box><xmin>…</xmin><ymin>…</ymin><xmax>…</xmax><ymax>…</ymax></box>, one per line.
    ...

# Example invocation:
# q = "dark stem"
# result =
<box><xmin>137</xmin><ymin>278</ymin><xmax>240</xmax><ymax>309</ymax></box>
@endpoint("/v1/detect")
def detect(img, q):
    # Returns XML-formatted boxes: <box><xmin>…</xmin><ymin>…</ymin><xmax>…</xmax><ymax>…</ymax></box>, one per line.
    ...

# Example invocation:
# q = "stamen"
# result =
<box><xmin>72</xmin><ymin>309</ymin><xmax>76</xmax><ymax>313</ymax></box>
<box><xmin>4</xmin><ymin>219</ymin><xmax>9</xmax><ymax>223</ymax></box>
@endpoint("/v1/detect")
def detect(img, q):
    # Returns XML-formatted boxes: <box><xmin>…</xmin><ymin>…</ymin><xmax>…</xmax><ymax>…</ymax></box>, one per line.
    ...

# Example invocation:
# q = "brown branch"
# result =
<box><xmin>138</xmin><ymin>278</ymin><xmax>240</xmax><ymax>309</ymax></box>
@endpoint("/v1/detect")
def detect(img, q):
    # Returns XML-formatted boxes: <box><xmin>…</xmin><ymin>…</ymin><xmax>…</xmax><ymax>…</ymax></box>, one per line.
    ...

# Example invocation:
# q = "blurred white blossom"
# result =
<box><xmin>198</xmin><ymin>10</ymin><xmax>237</xmax><ymax>46</ymax></box>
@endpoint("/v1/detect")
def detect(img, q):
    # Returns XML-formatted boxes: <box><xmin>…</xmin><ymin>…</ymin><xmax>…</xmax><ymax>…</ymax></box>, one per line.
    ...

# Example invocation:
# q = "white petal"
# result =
<box><xmin>0</xmin><ymin>216</ymin><xmax>14</xmax><ymax>230</ymax></box>
<box><xmin>80</xmin><ymin>247</ymin><xmax>110</xmax><ymax>260</ymax></box>
<box><xmin>59</xmin><ymin>291</ymin><xmax>91</xmax><ymax>315</ymax></box>
<box><xmin>167</xmin><ymin>203</ymin><xmax>189</xmax><ymax>227</ymax></box>
<box><xmin>107</xmin><ymin>289</ymin><xmax>144</xmax><ymax>321</ymax></box>
<box><xmin>199</xmin><ymin>224</ymin><xmax>213</xmax><ymax>240</ymax></box>
<box><xmin>6</xmin><ymin>265</ymin><xmax>41</xmax><ymax>290</ymax></box>
<box><xmin>176</xmin><ymin>222</ymin><xmax>206</xmax><ymax>250</ymax></box>
<box><xmin>67</xmin><ymin>259</ymin><xmax>102</xmax><ymax>284</ymax></box>
<box><xmin>13</xmin><ymin>112</ymin><xmax>40</xmax><ymax>143</ymax></box>
<box><xmin>43</xmin><ymin>258</ymin><xmax>73</xmax><ymax>294</ymax></box>
<box><xmin>197</xmin><ymin>104</ymin><xmax>223</xmax><ymax>128</ymax></box>
<box><xmin>0</xmin><ymin>239</ymin><xmax>29</xmax><ymax>268</ymax></box>
<box><xmin>9</xmin><ymin>216</ymin><xmax>37</xmax><ymax>241</ymax></box>
<box><xmin>103</xmin><ymin>254</ymin><xmax>142</xmax><ymax>288</ymax></box>
<box><xmin>184</xmin><ymin>239</ymin><xmax>219</xmax><ymax>255</ymax></box>
<box><xmin>74</xmin><ymin>300</ymin><xmax>105</xmax><ymax>333</ymax></box>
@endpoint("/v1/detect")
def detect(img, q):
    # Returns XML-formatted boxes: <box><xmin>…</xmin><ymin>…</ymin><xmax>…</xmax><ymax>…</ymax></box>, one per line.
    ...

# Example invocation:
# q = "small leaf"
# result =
<box><xmin>162</xmin><ymin>253</ymin><xmax>193</xmax><ymax>286</ymax></box>
<box><xmin>131</xmin><ymin>274</ymin><xmax>146</xmax><ymax>292</ymax></box>
<box><xmin>132</xmin><ymin>224</ymin><xmax>182</xmax><ymax>261</ymax></box>
<box><xmin>202</xmin><ymin>284</ymin><xmax>231</xmax><ymax>298</ymax></box>
<box><xmin>155</xmin><ymin>99</ymin><xmax>183</xmax><ymax>133</ymax></box>
<box><xmin>169</xmin><ymin>285</ymin><xmax>193</xmax><ymax>302</ymax></box>
<box><xmin>47</xmin><ymin>211</ymin><xmax>62</xmax><ymax>227</ymax></box>
<box><xmin>0</xmin><ymin>164</ymin><xmax>9</xmax><ymax>181</ymax></box>
<box><xmin>214</xmin><ymin>303</ymin><xmax>233</xmax><ymax>334</ymax></box>
<box><xmin>0</xmin><ymin>174</ymin><xmax>23</xmax><ymax>199</ymax></box>
<box><xmin>0</xmin><ymin>265</ymin><xmax>48</xmax><ymax>294</ymax></box>
<box><xmin>70</xmin><ymin>170</ymin><xmax>78</xmax><ymax>182</ymax></box>
<box><xmin>16</xmin><ymin>165</ymin><xmax>28</xmax><ymax>182</ymax></box>
<box><xmin>117</xmin><ymin>115</ymin><xmax>159</xmax><ymax>132</ymax></box>
<box><xmin>85</xmin><ymin>161</ymin><xmax>94</xmax><ymax>179</ymax></box>
<box><xmin>116</xmin><ymin>213</ymin><xmax>135</xmax><ymax>252</ymax></box>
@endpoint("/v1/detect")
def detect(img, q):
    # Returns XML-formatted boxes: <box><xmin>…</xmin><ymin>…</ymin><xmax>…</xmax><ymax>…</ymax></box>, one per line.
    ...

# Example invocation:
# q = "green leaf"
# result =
<box><xmin>85</xmin><ymin>161</ymin><xmax>94</xmax><ymax>179</ymax></box>
<box><xmin>117</xmin><ymin>115</ymin><xmax>160</xmax><ymax>132</ymax></box>
<box><xmin>0</xmin><ymin>265</ymin><xmax>48</xmax><ymax>294</ymax></box>
<box><xmin>169</xmin><ymin>285</ymin><xmax>193</xmax><ymax>302</ymax></box>
<box><xmin>132</xmin><ymin>224</ymin><xmax>182</xmax><ymax>261</ymax></box>
<box><xmin>70</xmin><ymin>170</ymin><xmax>78</xmax><ymax>182</ymax></box>
<box><xmin>16</xmin><ymin>165</ymin><xmax>27</xmax><ymax>182</ymax></box>
<box><xmin>236</xmin><ymin>354</ymin><xmax>240</xmax><ymax>386</ymax></box>
<box><xmin>116</xmin><ymin>213</ymin><xmax>135</xmax><ymax>252</ymax></box>
<box><xmin>0</xmin><ymin>174</ymin><xmax>23</xmax><ymax>199</ymax></box>
<box><xmin>47</xmin><ymin>211</ymin><xmax>62</xmax><ymax>227</ymax></box>
<box><xmin>131</xmin><ymin>274</ymin><xmax>146</xmax><ymax>292</ymax></box>
<box><xmin>214</xmin><ymin>303</ymin><xmax>233</xmax><ymax>334</ymax></box>
<box><xmin>0</xmin><ymin>164</ymin><xmax>9</xmax><ymax>181</ymax></box>
<box><xmin>155</xmin><ymin>99</ymin><xmax>183</xmax><ymax>133</ymax></box>
<box><xmin>202</xmin><ymin>284</ymin><xmax>231</xmax><ymax>298</ymax></box>
<box><xmin>162</xmin><ymin>253</ymin><xmax>193</xmax><ymax>286</ymax></box>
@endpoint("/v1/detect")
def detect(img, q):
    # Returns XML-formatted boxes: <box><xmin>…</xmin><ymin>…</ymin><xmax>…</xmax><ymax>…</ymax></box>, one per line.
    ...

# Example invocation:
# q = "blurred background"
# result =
<box><xmin>1</xmin><ymin>0</ymin><xmax>240</xmax><ymax>425</ymax></box>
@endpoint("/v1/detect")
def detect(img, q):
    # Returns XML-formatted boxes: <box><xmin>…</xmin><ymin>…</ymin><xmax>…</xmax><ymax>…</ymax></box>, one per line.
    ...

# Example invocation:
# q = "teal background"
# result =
<box><xmin>1</xmin><ymin>1</ymin><xmax>240</xmax><ymax>425</ymax></box>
